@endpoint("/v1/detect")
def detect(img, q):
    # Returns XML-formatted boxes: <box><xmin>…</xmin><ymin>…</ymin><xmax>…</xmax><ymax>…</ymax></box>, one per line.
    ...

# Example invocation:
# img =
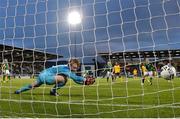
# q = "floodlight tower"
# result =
<box><xmin>68</xmin><ymin>11</ymin><xmax>82</xmax><ymax>57</ymax></box>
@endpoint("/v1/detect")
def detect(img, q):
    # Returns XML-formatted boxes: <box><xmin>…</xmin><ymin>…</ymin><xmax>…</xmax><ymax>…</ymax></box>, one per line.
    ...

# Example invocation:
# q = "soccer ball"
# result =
<box><xmin>160</xmin><ymin>65</ymin><xmax>176</xmax><ymax>80</ymax></box>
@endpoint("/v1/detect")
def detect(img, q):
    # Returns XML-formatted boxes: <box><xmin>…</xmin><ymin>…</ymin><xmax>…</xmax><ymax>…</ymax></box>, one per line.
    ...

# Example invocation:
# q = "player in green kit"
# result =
<box><xmin>145</xmin><ymin>63</ymin><xmax>155</xmax><ymax>85</ymax></box>
<box><xmin>141</xmin><ymin>61</ymin><xmax>155</xmax><ymax>86</ymax></box>
<box><xmin>1</xmin><ymin>59</ymin><xmax>11</xmax><ymax>83</ymax></box>
<box><xmin>103</xmin><ymin>60</ymin><xmax>114</xmax><ymax>82</ymax></box>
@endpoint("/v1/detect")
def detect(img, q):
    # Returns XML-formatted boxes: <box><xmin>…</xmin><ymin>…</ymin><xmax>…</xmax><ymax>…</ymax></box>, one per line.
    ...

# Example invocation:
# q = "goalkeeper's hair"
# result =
<box><xmin>69</xmin><ymin>58</ymin><xmax>80</xmax><ymax>67</ymax></box>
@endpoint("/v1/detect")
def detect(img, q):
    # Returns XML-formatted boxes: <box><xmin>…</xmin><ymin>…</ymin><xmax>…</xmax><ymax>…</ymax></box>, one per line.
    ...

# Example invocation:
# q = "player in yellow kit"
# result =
<box><xmin>133</xmin><ymin>68</ymin><xmax>138</xmax><ymax>79</ymax></box>
<box><xmin>113</xmin><ymin>62</ymin><xmax>121</xmax><ymax>81</ymax></box>
<box><xmin>141</xmin><ymin>63</ymin><xmax>148</xmax><ymax>85</ymax></box>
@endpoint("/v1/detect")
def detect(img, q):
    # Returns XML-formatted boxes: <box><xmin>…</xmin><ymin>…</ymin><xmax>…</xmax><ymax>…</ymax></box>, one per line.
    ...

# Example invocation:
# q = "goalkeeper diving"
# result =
<box><xmin>15</xmin><ymin>59</ymin><xmax>95</xmax><ymax>96</ymax></box>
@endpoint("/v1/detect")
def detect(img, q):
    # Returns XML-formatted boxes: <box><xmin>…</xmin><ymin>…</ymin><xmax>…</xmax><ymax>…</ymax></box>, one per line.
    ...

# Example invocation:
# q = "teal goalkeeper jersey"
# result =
<box><xmin>40</xmin><ymin>65</ymin><xmax>85</xmax><ymax>84</ymax></box>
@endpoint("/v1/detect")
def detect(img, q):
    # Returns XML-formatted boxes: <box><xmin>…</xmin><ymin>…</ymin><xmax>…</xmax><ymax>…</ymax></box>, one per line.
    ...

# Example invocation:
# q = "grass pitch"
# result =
<box><xmin>0</xmin><ymin>77</ymin><xmax>180</xmax><ymax>118</ymax></box>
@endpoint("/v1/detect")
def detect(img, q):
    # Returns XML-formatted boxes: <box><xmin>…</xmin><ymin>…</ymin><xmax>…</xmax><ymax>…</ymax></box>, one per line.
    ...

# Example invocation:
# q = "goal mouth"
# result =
<box><xmin>0</xmin><ymin>0</ymin><xmax>180</xmax><ymax>118</ymax></box>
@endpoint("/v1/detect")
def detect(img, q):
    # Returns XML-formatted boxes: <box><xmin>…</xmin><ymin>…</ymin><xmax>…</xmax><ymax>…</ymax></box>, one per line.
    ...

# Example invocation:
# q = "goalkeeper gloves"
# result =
<box><xmin>84</xmin><ymin>75</ymin><xmax>95</xmax><ymax>85</ymax></box>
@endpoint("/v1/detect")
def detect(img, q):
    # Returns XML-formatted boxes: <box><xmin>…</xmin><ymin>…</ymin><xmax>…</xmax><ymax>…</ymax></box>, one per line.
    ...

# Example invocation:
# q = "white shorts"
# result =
<box><xmin>106</xmin><ymin>71</ymin><xmax>113</xmax><ymax>77</ymax></box>
<box><xmin>3</xmin><ymin>70</ymin><xmax>10</xmax><ymax>75</ymax></box>
<box><xmin>144</xmin><ymin>71</ymin><xmax>153</xmax><ymax>77</ymax></box>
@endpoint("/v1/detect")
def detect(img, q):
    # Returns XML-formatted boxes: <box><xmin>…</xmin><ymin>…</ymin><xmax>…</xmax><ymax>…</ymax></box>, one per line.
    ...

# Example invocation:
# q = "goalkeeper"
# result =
<box><xmin>15</xmin><ymin>59</ymin><xmax>95</xmax><ymax>96</ymax></box>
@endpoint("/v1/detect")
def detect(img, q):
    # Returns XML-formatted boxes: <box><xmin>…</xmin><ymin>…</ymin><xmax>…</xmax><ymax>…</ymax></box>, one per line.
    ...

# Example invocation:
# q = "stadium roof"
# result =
<box><xmin>100</xmin><ymin>49</ymin><xmax>180</xmax><ymax>60</ymax></box>
<box><xmin>0</xmin><ymin>44</ymin><xmax>62</xmax><ymax>63</ymax></box>
<box><xmin>0</xmin><ymin>0</ymin><xmax>180</xmax><ymax>60</ymax></box>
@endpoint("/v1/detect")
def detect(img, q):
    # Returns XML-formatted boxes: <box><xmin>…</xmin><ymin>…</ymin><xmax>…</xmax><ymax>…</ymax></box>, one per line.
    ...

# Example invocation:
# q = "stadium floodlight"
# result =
<box><xmin>67</xmin><ymin>11</ymin><xmax>82</xmax><ymax>57</ymax></box>
<box><xmin>68</xmin><ymin>11</ymin><xmax>82</xmax><ymax>25</ymax></box>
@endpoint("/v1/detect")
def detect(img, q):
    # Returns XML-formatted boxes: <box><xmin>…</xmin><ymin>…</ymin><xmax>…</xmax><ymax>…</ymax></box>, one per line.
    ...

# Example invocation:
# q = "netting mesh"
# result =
<box><xmin>0</xmin><ymin>0</ymin><xmax>180</xmax><ymax>118</ymax></box>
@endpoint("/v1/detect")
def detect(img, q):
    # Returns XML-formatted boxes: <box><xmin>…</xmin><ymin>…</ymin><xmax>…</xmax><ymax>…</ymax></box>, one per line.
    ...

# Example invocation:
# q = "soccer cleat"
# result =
<box><xmin>14</xmin><ymin>90</ymin><xmax>21</xmax><ymax>94</ymax></box>
<box><xmin>50</xmin><ymin>91</ymin><xmax>60</xmax><ymax>96</ymax></box>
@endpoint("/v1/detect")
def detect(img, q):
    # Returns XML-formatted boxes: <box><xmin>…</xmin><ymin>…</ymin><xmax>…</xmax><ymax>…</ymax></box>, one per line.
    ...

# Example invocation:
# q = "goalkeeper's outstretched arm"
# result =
<box><xmin>65</xmin><ymin>58</ymin><xmax>95</xmax><ymax>85</ymax></box>
<box><xmin>63</xmin><ymin>71</ymin><xmax>95</xmax><ymax>85</ymax></box>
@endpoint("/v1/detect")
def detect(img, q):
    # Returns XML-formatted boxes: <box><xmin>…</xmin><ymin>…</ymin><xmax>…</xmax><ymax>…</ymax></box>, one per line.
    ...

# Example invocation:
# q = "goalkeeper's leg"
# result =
<box><xmin>15</xmin><ymin>80</ymin><xmax>42</xmax><ymax>94</ymax></box>
<box><xmin>50</xmin><ymin>75</ymin><xmax>67</xmax><ymax>96</ymax></box>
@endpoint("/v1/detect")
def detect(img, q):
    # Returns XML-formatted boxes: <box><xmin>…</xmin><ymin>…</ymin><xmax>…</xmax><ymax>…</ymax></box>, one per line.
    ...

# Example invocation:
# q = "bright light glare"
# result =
<box><xmin>68</xmin><ymin>11</ymin><xmax>82</xmax><ymax>25</ymax></box>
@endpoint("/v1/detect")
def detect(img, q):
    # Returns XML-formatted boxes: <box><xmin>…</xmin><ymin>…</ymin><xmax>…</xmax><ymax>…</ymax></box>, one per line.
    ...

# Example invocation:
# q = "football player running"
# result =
<box><xmin>141</xmin><ymin>62</ymin><xmax>155</xmax><ymax>85</ymax></box>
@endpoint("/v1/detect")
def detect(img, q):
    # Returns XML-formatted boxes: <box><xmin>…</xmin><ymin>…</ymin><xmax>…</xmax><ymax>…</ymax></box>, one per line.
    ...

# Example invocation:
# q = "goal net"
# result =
<box><xmin>0</xmin><ymin>0</ymin><xmax>180</xmax><ymax>118</ymax></box>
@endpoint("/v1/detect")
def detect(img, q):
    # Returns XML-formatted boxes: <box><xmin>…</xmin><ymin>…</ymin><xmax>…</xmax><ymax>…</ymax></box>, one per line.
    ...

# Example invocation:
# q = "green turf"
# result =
<box><xmin>0</xmin><ymin>77</ymin><xmax>180</xmax><ymax>118</ymax></box>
